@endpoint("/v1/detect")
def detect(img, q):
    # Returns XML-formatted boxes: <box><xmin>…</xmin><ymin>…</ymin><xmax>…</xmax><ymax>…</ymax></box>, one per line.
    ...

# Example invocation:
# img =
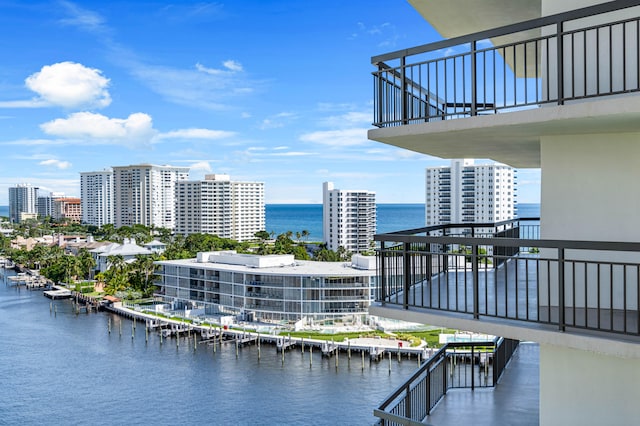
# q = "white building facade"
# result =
<box><xmin>425</xmin><ymin>159</ymin><xmax>516</xmax><ymax>226</ymax></box>
<box><xmin>113</xmin><ymin>164</ymin><xmax>189</xmax><ymax>230</ymax></box>
<box><xmin>175</xmin><ymin>174</ymin><xmax>265</xmax><ymax>241</ymax></box>
<box><xmin>8</xmin><ymin>184</ymin><xmax>38</xmax><ymax>224</ymax></box>
<box><xmin>37</xmin><ymin>192</ymin><xmax>65</xmax><ymax>219</ymax></box>
<box><xmin>368</xmin><ymin>1</ymin><xmax>640</xmax><ymax>424</ymax></box>
<box><xmin>155</xmin><ymin>251</ymin><xmax>377</xmax><ymax>323</ymax></box>
<box><xmin>80</xmin><ymin>169</ymin><xmax>114</xmax><ymax>227</ymax></box>
<box><xmin>322</xmin><ymin>182</ymin><xmax>376</xmax><ymax>253</ymax></box>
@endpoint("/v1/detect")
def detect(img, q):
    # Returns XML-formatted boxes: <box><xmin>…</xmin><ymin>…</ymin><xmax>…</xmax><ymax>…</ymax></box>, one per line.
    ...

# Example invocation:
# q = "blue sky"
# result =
<box><xmin>0</xmin><ymin>0</ymin><xmax>541</xmax><ymax>205</ymax></box>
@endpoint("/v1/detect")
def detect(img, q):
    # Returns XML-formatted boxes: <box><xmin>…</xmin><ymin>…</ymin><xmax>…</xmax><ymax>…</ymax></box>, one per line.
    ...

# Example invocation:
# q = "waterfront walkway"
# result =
<box><xmin>424</xmin><ymin>342</ymin><xmax>539</xmax><ymax>426</ymax></box>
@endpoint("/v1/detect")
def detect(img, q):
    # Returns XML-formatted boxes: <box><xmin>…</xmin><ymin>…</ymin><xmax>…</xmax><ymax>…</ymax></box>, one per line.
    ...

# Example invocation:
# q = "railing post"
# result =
<box><xmin>426</xmin><ymin>367</ymin><xmax>432</xmax><ymax>415</ymax></box>
<box><xmin>472</xmin><ymin>244</ymin><xmax>479</xmax><ymax>319</ymax></box>
<box><xmin>471</xmin><ymin>40</ymin><xmax>477</xmax><ymax>116</ymax></box>
<box><xmin>376</xmin><ymin>64</ymin><xmax>384</xmax><ymax>126</ymax></box>
<box><xmin>471</xmin><ymin>345</ymin><xmax>475</xmax><ymax>390</ymax></box>
<box><xmin>403</xmin><ymin>242</ymin><xmax>411</xmax><ymax>309</ymax></box>
<box><xmin>557</xmin><ymin>21</ymin><xmax>564</xmax><ymax>105</ymax></box>
<box><xmin>405</xmin><ymin>383</ymin><xmax>412</xmax><ymax>420</ymax></box>
<box><xmin>379</xmin><ymin>241</ymin><xmax>386</xmax><ymax>303</ymax></box>
<box><xmin>558</xmin><ymin>247</ymin><xmax>565</xmax><ymax>331</ymax></box>
<box><xmin>401</xmin><ymin>56</ymin><xmax>408</xmax><ymax>124</ymax></box>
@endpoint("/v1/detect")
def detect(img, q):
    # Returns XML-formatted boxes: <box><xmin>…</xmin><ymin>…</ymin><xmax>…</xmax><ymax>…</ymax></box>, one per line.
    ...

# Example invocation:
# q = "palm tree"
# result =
<box><xmin>77</xmin><ymin>249</ymin><xmax>96</xmax><ymax>280</ymax></box>
<box><xmin>60</xmin><ymin>254</ymin><xmax>81</xmax><ymax>285</ymax></box>
<box><xmin>107</xmin><ymin>254</ymin><xmax>127</xmax><ymax>275</ymax></box>
<box><xmin>132</xmin><ymin>254</ymin><xmax>158</xmax><ymax>296</ymax></box>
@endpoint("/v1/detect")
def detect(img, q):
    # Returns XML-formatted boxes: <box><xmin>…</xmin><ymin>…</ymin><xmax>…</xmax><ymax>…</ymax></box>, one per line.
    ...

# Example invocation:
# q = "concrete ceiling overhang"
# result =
<box><xmin>408</xmin><ymin>0</ymin><xmax>543</xmax><ymax>77</ymax></box>
<box><xmin>368</xmin><ymin>94</ymin><xmax>640</xmax><ymax>169</ymax></box>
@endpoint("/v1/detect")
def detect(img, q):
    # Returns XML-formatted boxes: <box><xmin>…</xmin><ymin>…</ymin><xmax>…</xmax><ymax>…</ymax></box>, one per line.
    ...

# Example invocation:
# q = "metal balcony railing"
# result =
<box><xmin>372</xmin><ymin>0</ymin><xmax>640</xmax><ymax>127</ymax></box>
<box><xmin>374</xmin><ymin>337</ymin><xmax>519</xmax><ymax>425</ymax></box>
<box><xmin>375</xmin><ymin>218</ymin><xmax>640</xmax><ymax>338</ymax></box>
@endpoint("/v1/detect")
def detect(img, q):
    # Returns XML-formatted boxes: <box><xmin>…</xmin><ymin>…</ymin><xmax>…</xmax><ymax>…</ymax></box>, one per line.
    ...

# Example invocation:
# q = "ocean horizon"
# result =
<box><xmin>0</xmin><ymin>203</ymin><xmax>540</xmax><ymax>240</ymax></box>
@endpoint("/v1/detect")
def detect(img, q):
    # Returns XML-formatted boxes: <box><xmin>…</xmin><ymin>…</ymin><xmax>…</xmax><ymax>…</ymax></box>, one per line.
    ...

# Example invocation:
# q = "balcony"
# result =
<box><xmin>369</xmin><ymin>1</ymin><xmax>640</xmax><ymax>168</ymax></box>
<box><xmin>374</xmin><ymin>218</ymin><xmax>640</xmax><ymax>343</ymax></box>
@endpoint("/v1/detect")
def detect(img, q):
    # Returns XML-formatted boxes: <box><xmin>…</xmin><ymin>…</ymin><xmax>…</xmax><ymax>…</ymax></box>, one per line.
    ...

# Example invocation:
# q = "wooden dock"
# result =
<box><xmin>321</xmin><ymin>341</ymin><xmax>338</xmax><ymax>357</ymax></box>
<box><xmin>100</xmin><ymin>303</ymin><xmax>432</xmax><ymax>361</ymax></box>
<box><xmin>369</xmin><ymin>346</ymin><xmax>385</xmax><ymax>362</ymax></box>
<box><xmin>44</xmin><ymin>288</ymin><xmax>72</xmax><ymax>300</ymax></box>
<box><xmin>276</xmin><ymin>335</ymin><xmax>295</xmax><ymax>351</ymax></box>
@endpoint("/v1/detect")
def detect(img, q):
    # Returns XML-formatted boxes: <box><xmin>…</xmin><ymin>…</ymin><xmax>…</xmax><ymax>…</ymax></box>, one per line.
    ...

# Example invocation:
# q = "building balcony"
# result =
<box><xmin>373</xmin><ymin>218</ymin><xmax>640</xmax><ymax>354</ymax></box>
<box><xmin>369</xmin><ymin>1</ymin><xmax>640</xmax><ymax>168</ymax></box>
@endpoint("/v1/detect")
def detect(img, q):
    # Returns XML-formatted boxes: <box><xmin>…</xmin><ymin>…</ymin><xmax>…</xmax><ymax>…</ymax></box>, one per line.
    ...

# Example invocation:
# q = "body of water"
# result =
<box><xmin>266</xmin><ymin>203</ymin><xmax>540</xmax><ymax>240</ymax></box>
<box><xmin>0</xmin><ymin>269</ymin><xmax>418</xmax><ymax>425</ymax></box>
<box><xmin>265</xmin><ymin>204</ymin><xmax>427</xmax><ymax>241</ymax></box>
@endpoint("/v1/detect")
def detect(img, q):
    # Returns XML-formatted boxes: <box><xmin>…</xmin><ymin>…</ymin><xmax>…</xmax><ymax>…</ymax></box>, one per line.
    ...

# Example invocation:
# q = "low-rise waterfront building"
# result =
<box><xmin>90</xmin><ymin>238</ymin><xmax>152</xmax><ymax>272</ymax></box>
<box><xmin>155</xmin><ymin>251</ymin><xmax>377</xmax><ymax>323</ymax></box>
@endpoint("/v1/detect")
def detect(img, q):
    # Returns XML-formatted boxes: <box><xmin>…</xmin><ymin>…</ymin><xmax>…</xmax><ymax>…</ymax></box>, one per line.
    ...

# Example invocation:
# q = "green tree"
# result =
<box><xmin>77</xmin><ymin>248</ymin><xmax>96</xmax><ymax>280</ymax></box>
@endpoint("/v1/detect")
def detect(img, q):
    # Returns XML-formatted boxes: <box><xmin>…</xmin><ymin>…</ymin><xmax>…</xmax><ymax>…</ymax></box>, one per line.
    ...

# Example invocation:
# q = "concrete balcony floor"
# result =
<box><xmin>425</xmin><ymin>342</ymin><xmax>539</xmax><ymax>426</ymax></box>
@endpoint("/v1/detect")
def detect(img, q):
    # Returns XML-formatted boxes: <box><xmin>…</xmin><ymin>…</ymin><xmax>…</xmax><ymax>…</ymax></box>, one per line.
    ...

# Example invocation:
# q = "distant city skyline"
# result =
<box><xmin>0</xmin><ymin>1</ymin><xmax>541</xmax><ymax>205</ymax></box>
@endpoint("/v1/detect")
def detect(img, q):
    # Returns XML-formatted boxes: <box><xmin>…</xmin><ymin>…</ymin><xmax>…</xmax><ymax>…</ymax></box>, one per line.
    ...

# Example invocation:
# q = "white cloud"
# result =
<box><xmin>319</xmin><ymin>111</ymin><xmax>371</xmax><ymax>128</ymax></box>
<box><xmin>195</xmin><ymin>60</ymin><xmax>244</xmax><ymax>75</ymax></box>
<box><xmin>39</xmin><ymin>159</ymin><xmax>72</xmax><ymax>169</ymax></box>
<box><xmin>40</xmin><ymin>112</ymin><xmax>156</xmax><ymax>144</ymax></box>
<box><xmin>59</xmin><ymin>0</ymin><xmax>108</xmax><ymax>34</ymax></box>
<box><xmin>189</xmin><ymin>161</ymin><xmax>212</xmax><ymax>172</ymax></box>
<box><xmin>299</xmin><ymin>128</ymin><xmax>369</xmax><ymax>146</ymax></box>
<box><xmin>25</xmin><ymin>62</ymin><xmax>111</xmax><ymax>109</ymax></box>
<box><xmin>157</xmin><ymin>128</ymin><xmax>236</xmax><ymax>140</ymax></box>
<box><xmin>121</xmin><ymin>60</ymin><xmax>256</xmax><ymax>110</ymax></box>
<box><xmin>0</xmin><ymin>99</ymin><xmax>49</xmax><ymax>108</ymax></box>
<box><xmin>259</xmin><ymin>112</ymin><xmax>297</xmax><ymax>130</ymax></box>
<box><xmin>223</xmin><ymin>60</ymin><xmax>243</xmax><ymax>72</ymax></box>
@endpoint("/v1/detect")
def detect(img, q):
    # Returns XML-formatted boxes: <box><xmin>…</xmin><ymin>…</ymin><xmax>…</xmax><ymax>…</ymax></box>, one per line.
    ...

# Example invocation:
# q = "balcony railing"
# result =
<box><xmin>375</xmin><ymin>218</ymin><xmax>640</xmax><ymax>338</ymax></box>
<box><xmin>372</xmin><ymin>0</ymin><xmax>640</xmax><ymax>127</ymax></box>
<box><xmin>374</xmin><ymin>337</ymin><xmax>519</xmax><ymax>425</ymax></box>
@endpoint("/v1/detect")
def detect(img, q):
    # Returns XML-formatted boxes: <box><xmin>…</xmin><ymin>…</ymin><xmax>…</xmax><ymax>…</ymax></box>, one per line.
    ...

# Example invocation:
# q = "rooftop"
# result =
<box><xmin>156</xmin><ymin>251</ymin><xmax>376</xmax><ymax>277</ymax></box>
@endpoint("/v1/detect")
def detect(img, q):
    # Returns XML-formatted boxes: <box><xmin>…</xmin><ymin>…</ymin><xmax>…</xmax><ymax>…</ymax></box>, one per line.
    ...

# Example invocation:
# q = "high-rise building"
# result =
<box><xmin>113</xmin><ymin>164</ymin><xmax>189</xmax><ymax>230</ymax></box>
<box><xmin>37</xmin><ymin>192</ymin><xmax>65</xmax><ymax>219</ymax></box>
<box><xmin>8</xmin><ymin>183</ymin><xmax>38</xmax><ymax>224</ymax></box>
<box><xmin>322</xmin><ymin>182</ymin><xmax>376</xmax><ymax>254</ymax></box>
<box><xmin>425</xmin><ymin>159</ymin><xmax>516</xmax><ymax>226</ymax></box>
<box><xmin>175</xmin><ymin>174</ymin><xmax>265</xmax><ymax>241</ymax></box>
<box><xmin>52</xmin><ymin>197</ymin><xmax>82</xmax><ymax>223</ymax></box>
<box><xmin>368</xmin><ymin>1</ymin><xmax>640</xmax><ymax>424</ymax></box>
<box><xmin>80</xmin><ymin>169</ymin><xmax>114</xmax><ymax>227</ymax></box>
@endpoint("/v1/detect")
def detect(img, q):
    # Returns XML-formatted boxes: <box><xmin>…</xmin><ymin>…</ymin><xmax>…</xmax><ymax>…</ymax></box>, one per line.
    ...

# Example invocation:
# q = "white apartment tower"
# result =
<box><xmin>425</xmin><ymin>159</ymin><xmax>516</xmax><ymax>226</ymax></box>
<box><xmin>80</xmin><ymin>170</ymin><xmax>114</xmax><ymax>227</ymax></box>
<box><xmin>8</xmin><ymin>183</ymin><xmax>38</xmax><ymax>224</ymax></box>
<box><xmin>322</xmin><ymin>182</ymin><xmax>376</xmax><ymax>254</ymax></box>
<box><xmin>175</xmin><ymin>174</ymin><xmax>265</xmax><ymax>241</ymax></box>
<box><xmin>37</xmin><ymin>192</ymin><xmax>65</xmax><ymax>219</ymax></box>
<box><xmin>113</xmin><ymin>164</ymin><xmax>189</xmax><ymax>230</ymax></box>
